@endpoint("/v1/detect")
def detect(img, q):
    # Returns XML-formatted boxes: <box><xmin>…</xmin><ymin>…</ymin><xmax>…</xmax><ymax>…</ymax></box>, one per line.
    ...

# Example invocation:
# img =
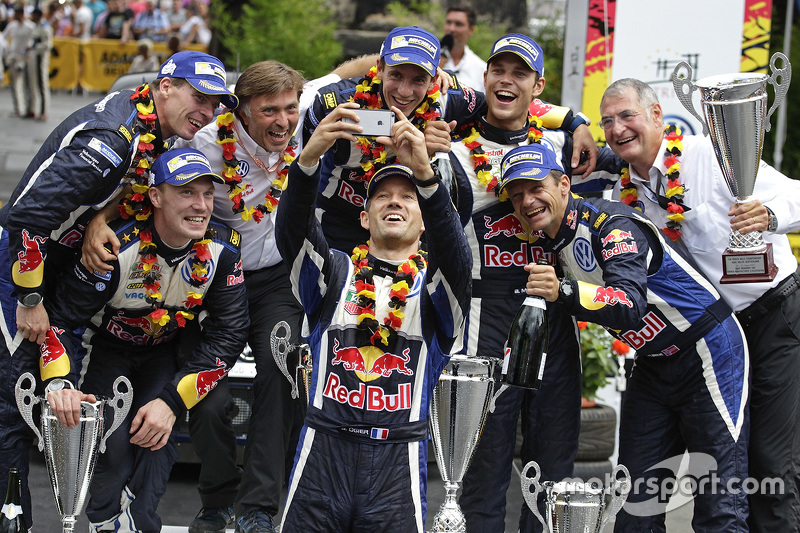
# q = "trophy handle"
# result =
<box><xmin>14</xmin><ymin>372</ymin><xmax>44</xmax><ymax>451</ymax></box>
<box><xmin>671</xmin><ymin>61</ymin><xmax>709</xmax><ymax>137</ymax></box>
<box><xmin>765</xmin><ymin>52</ymin><xmax>791</xmax><ymax>133</ymax></box>
<box><xmin>520</xmin><ymin>461</ymin><xmax>549</xmax><ymax>532</ymax></box>
<box><xmin>271</xmin><ymin>321</ymin><xmax>299</xmax><ymax>399</ymax></box>
<box><xmin>488</xmin><ymin>382</ymin><xmax>508</xmax><ymax>413</ymax></box>
<box><xmin>599</xmin><ymin>463</ymin><xmax>632</xmax><ymax>532</ymax></box>
<box><xmin>99</xmin><ymin>376</ymin><xmax>133</xmax><ymax>453</ymax></box>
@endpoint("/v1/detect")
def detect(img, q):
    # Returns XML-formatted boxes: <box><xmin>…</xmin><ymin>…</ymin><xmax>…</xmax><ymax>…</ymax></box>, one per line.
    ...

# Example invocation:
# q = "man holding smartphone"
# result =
<box><xmin>303</xmin><ymin>25</ymin><xmax>596</xmax><ymax>253</ymax></box>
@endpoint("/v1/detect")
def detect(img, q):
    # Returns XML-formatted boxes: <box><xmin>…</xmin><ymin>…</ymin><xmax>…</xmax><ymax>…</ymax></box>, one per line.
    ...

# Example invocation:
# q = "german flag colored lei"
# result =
<box><xmin>119</xmin><ymin>84</ymin><xmax>168</xmax><ymax>222</ymax></box>
<box><xmin>619</xmin><ymin>125</ymin><xmax>687</xmax><ymax>241</ymax></box>
<box><xmin>216</xmin><ymin>112</ymin><xmax>296</xmax><ymax>223</ymax></box>
<box><xmin>136</xmin><ymin>224</ymin><xmax>214</xmax><ymax>334</ymax></box>
<box><xmin>350</xmin><ymin>242</ymin><xmax>428</xmax><ymax>347</ymax></box>
<box><xmin>349</xmin><ymin>66</ymin><xmax>442</xmax><ymax>183</ymax></box>
<box><xmin>462</xmin><ymin>114</ymin><xmax>543</xmax><ymax>196</ymax></box>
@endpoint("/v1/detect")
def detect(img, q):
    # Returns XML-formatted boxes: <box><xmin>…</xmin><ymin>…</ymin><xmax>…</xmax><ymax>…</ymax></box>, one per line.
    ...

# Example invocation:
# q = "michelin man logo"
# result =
<box><xmin>161</xmin><ymin>59</ymin><xmax>177</xmax><ymax>76</ymax></box>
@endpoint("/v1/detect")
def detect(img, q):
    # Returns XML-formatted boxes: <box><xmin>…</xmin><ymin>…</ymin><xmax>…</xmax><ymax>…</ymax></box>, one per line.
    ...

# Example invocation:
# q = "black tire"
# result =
<box><xmin>575</xmin><ymin>403</ymin><xmax>617</xmax><ymax>461</ymax></box>
<box><xmin>571</xmin><ymin>460</ymin><xmax>613</xmax><ymax>485</ymax></box>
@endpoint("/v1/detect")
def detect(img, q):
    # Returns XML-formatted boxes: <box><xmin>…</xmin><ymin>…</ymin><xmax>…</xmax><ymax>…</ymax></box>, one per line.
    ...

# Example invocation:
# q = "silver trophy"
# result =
<box><xmin>672</xmin><ymin>53</ymin><xmax>791</xmax><ymax>283</ymax></box>
<box><xmin>15</xmin><ymin>372</ymin><xmax>133</xmax><ymax>533</ymax></box>
<box><xmin>521</xmin><ymin>461</ymin><xmax>630</xmax><ymax>533</ymax></box>
<box><xmin>270</xmin><ymin>321</ymin><xmax>312</xmax><ymax>403</ymax></box>
<box><xmin>428</xmin><ymin>355</ymin><xmax>496</xmax><ymax>532</ymax></box>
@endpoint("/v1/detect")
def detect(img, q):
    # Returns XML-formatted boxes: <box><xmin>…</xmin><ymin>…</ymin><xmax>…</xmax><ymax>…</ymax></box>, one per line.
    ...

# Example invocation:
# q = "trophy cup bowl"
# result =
<box><xmin>521</xmin><ymin>460</ymin><xmax>631</xmax><ymax>533</ymax></box>
<box><xmin>428</xmin><ymin>355</ymin><xmax>496</xmax><ymax>533</ymax></box>
<box><xmin>15</xmin><ymin>372</ymin><xmax>133</xmax><ymax>533</ymax></box>
<box><xmin>672</xmin><ymin>53</ymin><xmax>791</xmax><ymax>283</ymax></box>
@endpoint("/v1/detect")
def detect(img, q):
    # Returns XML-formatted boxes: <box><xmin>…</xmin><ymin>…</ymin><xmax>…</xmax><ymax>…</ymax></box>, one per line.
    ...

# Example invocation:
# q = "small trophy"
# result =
<box><xmin>270</xmin><ymin>321</ymin><xmax>312</xmax><ymax>403</ymax></box>
<box><xmin>15</xmin><ymin>372</ymin><xmax>133</xmax><ymax>533</ymax></box>
<box><xmin>521</xmin><ymin>460</ymin><xmax>630</xmax><ymax>533</ymax></box>
<box><xmin>672</xmin><ymin>53</ymin><xmax>791</xmax><ymax>283</ymax></box>
<box><xmin>428</xmin><ymin>355</ymin><xmax>496</xmax><ymax>532</ymax></box>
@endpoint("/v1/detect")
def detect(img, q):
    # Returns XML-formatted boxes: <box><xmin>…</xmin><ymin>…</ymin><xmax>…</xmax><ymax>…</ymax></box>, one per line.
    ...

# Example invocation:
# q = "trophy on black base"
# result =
<box><xmin>15</xmin><ymin>373</ymin><xmax>132</xmax><ymax>533</ymax></box>
<box><xmin>672</xmin><ymin>53</ymin><xmax>791</xmax><ymax>283</ymax></box>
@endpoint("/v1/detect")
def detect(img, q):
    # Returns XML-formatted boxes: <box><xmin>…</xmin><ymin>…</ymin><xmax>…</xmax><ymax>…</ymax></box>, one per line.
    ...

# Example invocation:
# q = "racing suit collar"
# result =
<box><xmin>543</xmin><ymin>194</ymin><xmax>584</xmax><ymax>254</ymax></box>
<box><xmin>476</xmin><ymin>115</ymin><xmax>530</xmax><ymax>145</ymax></box>
<box><xmin>151</xmin><ymin>228</ymin><xmax>196</xmax><ymax>267</ymax></box>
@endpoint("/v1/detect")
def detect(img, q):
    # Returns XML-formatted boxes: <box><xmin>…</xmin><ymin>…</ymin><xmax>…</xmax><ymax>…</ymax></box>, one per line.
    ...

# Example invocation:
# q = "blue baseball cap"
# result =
<box><xmin>488</xmin><ymin>33</ymin><xmax>545</xmax><ymax>76</ymax></box>
<box><xmin>157</xmin><ymin>51</ymin><xmax>238</xmax><ymax>110</ymax></box>
<box><xmin>497</xmin><ymin>143</ymin><xmax>563</xmax><ymax>196</ymax></box>
<box><xmin>150</xmin><ymin>148</ymin><xmax>225</xmax><ymax>187</ymax></box>
<box><xmin>380</xmin><ymin>26</ymin><xmax>441</xmax><ymax>77</ymax></box>
<box><xmin>366</xmin><ymin>164</ymin><xmax>416</xmax><ymax>199</ymax></box>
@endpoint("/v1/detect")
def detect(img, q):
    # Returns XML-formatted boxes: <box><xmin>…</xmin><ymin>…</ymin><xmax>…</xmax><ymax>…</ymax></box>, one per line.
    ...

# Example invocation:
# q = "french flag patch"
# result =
<box><xmin>370</xmin><ymin>427</ymin><xmax>389</xmax><ymax>440</ymax></box>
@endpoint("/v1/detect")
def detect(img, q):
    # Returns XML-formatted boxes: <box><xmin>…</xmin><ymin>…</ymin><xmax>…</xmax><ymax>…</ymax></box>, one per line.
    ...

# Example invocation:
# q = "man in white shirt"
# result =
<box><xmin>600</xmin><ymin>77</ymin><xmax>800</xmax><ymax>533</ymax></box>
<box><xmin>3</xmin><ymin>5</ymin><xmax>34</xmax><ymax>117</ymax></box>
<box><xmin>441</xmin><ymin>5</ymin><xmax>486</xmax><ymax>90</ymax></box>
<box><xmin>71</xmin><ymin>0</ymin><xmax>94</xmax><ymax>39</ymax></box>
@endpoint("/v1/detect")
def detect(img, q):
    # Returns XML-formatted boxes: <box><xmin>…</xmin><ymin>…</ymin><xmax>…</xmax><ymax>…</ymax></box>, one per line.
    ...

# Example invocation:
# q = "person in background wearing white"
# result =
<box><xmin>440</xmin><ymin>5</ymin><xmax>485</xmax><ymax>90</ymax></box>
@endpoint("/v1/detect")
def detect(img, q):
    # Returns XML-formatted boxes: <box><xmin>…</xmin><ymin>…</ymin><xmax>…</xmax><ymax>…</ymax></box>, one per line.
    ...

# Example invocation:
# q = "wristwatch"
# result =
<box><xmin>45</xmin><ymin>378</ymin><xmax>66</xmax><ymax>394</ymax></box>
<box><xmin>766</xmin><ymin>207</ymin><xmax>778</xmax><ymax>232</ymax></box>
<box><xmin>567</xmin><ymin>112</ymin><xmax>591</xmax><ymax>134</ymax></box>
<box><xmin>558</xmin><ymin>278</ymin><xmax>574</xmax><ymax>303</ymax></box>
<box><xmin>18</xmin><ymin>292</ymin><xmax>43</xmax><ymax>308</ymax></box>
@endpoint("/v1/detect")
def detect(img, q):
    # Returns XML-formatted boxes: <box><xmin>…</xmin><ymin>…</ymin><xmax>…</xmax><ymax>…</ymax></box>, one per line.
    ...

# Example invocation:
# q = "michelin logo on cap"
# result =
<box><xmin>167</xmin><ymin>152</ymin><xmax>212</xmax><ymax>173</ymax></box>
<box><xmin>195</xmin><ymin>62</ymin><xmax>226</xmax><ymax>83</ymax></box>
<box><xmin>493</xmin><ymin>36</ymin><xmax>539</xmax><ymax>61</ymax></box>
<box><xmin>391</xmin><ymin>34</ymin><xmax>437</xmax><ymax>58</ymax></box>
<box><xmin>503</xmin><ymin>150</ymin><xmax>544</xmax><ymax>170</ymax></box>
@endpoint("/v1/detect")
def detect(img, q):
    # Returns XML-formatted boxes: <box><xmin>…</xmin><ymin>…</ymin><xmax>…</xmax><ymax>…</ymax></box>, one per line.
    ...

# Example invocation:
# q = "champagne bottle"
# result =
<box><xmin>1</xmin><ymin>469</ymin><xmax>27</xmax><ymax>533</ymax></box>
<box><xmin>503</xmin><ymin>260</ymin><xmax>549</xmax><ymax>389</ymax></box>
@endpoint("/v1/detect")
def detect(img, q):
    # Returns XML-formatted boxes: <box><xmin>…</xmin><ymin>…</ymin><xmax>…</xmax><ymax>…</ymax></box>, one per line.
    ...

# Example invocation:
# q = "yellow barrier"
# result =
<box><xmin>46</xmin><ymin>37</ymin><xmax>207</xmax><ymax>92</ymax></box>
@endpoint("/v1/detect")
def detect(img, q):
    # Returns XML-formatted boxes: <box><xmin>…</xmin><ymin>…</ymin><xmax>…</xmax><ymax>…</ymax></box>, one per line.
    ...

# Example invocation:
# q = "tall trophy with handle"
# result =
<box><xmin>672</xmin><ymin>53</ymin><xmax>791</xmax><ymax>283</ymax></box>
<box><xmin>15</xmin><ymin>372</ymin><xmax>133</xmax><ymax>533</ymax></box>
<box><xmin>521</xmin><ymin>460</ymin><xmax>630</xmax><ymax>532</ymax></box>
<box><xmin>428</xmin><ymin>355</ymin><xmax>496</xmax><ymax>532</ymax></box>
<box><xmin>271</xmin><ymin>320</ymin><xmax>312</xmax><ymax>403</ymax></box>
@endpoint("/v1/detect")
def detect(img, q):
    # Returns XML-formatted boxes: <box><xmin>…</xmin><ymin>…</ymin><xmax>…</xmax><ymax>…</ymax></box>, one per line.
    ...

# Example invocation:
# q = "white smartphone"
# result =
<box><xmin>342</xmin><ymin>109</ymin><xmax>396</xmax><ymax>137</ymax></box>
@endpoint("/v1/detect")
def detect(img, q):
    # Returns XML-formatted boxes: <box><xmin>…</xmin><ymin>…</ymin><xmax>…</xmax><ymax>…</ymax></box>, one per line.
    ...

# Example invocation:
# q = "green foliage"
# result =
<box><xmin>209</xmin><ymin>0</ymin><xmax>342</xmax><ymax>79</ymax></box>
<box><xmin>579</xmin><ymin>322</ymin><xmax>618</xmax><ymax>401</ymax></box>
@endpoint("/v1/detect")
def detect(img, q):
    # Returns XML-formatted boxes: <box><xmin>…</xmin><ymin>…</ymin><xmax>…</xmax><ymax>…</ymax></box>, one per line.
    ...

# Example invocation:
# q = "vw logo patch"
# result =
<box><xmin>238</xmin><ymin>160</ymin><xmax>250</xmax><ymax>177</ymax></box>
<box><xmin>573</xmin><ymin>237</ymin><xmax>597</xmax><ymax>272</ymax></box>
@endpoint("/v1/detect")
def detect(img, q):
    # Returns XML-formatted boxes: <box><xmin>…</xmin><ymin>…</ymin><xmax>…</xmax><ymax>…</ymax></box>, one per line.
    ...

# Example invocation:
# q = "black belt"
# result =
<box><xmin>736</xmin><ymin>271</ymin><xmax>800</xmax><ymax>328</ymax></box>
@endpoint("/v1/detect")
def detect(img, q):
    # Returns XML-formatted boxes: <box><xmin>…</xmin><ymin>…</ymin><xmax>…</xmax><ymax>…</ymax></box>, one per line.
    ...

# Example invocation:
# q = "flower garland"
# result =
<box><xmin>350</xmin><ymin>242</ymin><xmax>428</xmax><ymax>347</ymax></box>
<box><xmin>118</xmin><ymin>84</ymin><xmax>168</xmax><ymax>222</ymax></box>
<box><xmin>137</xmin><ymin>224</ymin><xmax>214</xmax><ymax>334</ymax></box>
<box><xmin>461</xmin><ymin>115</ymin><xmax>543</xmax><ymax>196</ymax></box>
<box><xmin>216</xmin><ymin>112</ymin><xmax>297</xmax><ymax>223</ymax></box>
<box><xmin>618</xmin><ymin>125</ymin><xmax>687</xmax><ymax>241</ymax></box>
<box><xmin>349</xmin><ymin>66</ymin><xmax>442</xmax><ymax>183</ymax></box>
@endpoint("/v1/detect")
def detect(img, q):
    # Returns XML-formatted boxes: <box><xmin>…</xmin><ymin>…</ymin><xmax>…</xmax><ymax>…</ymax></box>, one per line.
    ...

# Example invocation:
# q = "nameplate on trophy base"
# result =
<box><xmin>721</xmin><ymin>243</ymin><xmax>778</xmax><ymax>284</ymax></box>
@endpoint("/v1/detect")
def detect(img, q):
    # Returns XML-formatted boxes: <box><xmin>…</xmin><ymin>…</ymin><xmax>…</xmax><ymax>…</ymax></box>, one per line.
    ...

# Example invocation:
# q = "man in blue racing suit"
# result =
<box><xmin>276</xmin><ymin>102</ymin><xmax>471</xmax><ymax>531</ymax></box>
<box><xmin>0</xmin><ymin>50</ymin><xmax>238</xmax><ymax>530</ymax></box>
<box><xmin>32</xmin><ymin>148</ymin><xmax>249</xmax><ymax>532</ymax></box>
<box><xmin>497</xmin><ymin>143</ymin><xmax>749</xmax><ymax>532</ymax></box>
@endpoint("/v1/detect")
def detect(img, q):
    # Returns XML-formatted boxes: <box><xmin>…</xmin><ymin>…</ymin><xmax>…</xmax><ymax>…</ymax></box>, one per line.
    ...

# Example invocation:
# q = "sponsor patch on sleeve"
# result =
<box><xmin>88</xmin><ymin>137</ymin><xmax>123</xmax><ymax>167</ymax></box>
<box><xmin>323</xmin><ymin>91</ymin><xmax>337</xmax><ymax>110</ymax></box>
